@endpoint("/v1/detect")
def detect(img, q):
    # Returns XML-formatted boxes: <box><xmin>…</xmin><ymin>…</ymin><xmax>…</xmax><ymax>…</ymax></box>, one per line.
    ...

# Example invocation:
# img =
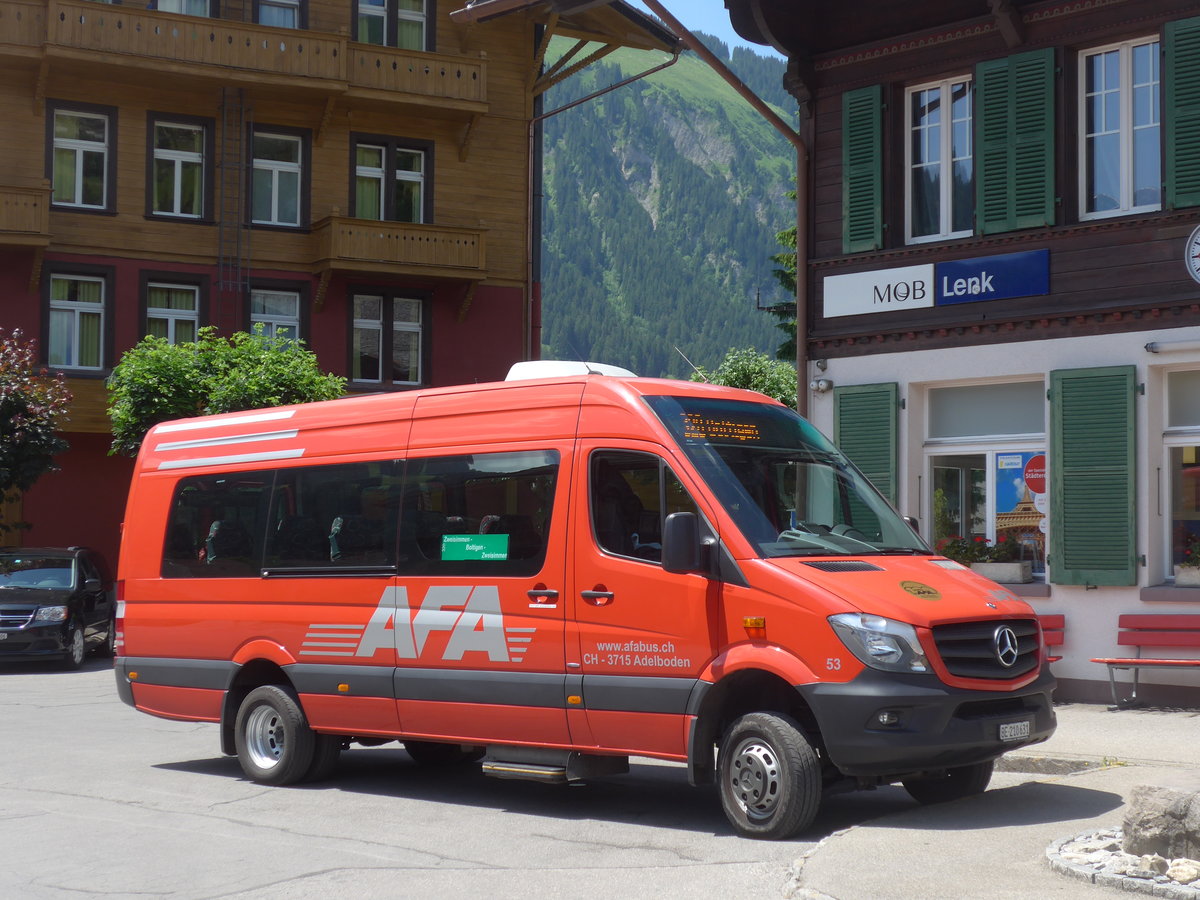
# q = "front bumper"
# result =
<box><xmin>0</xmin><ymin>624</ymin><xmax>71</xmax><ymax>662</ymax></box>
<box><xmin>800</xmin><ymin>666</ymin><xmax>1057</xmax><ymax>777</ymax></box>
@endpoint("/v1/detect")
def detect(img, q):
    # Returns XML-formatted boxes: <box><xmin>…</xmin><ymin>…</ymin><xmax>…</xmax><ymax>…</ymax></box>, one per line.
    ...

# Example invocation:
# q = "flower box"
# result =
<box><xmin>970</xmin><ymin>561</ymin><xmax>1033</xmax><ymax>584</ymax></box>
<box><xmin>1175</xmin><ymin>566</ymin><xmax>1200</xmax><ymax>587</ymax></box>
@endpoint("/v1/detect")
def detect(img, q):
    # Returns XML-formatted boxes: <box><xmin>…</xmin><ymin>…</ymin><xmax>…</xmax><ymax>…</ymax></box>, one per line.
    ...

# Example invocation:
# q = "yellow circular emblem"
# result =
<box><xmin>901</xmin><ymin>581</ymin><xmax>941</xmax><ymax>600</ymax></box>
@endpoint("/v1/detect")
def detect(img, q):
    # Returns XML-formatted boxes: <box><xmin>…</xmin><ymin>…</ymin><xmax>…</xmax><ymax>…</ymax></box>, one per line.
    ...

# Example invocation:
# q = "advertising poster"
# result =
<box><xmin>995</xmin><ymin>452</ymin><xmax>1047</xmax><ymax>575</ymax></box>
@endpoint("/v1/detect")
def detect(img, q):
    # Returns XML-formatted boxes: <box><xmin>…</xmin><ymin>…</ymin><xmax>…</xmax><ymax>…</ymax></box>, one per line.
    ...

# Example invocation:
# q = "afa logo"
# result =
<box><xmin>900</xmin><ymin>581</ymin><xmax>941</xmax><ymax>601</ymax></box>
<box><xmin>300</xmin><ymin>586</ymin><xmax>535</xmax><ymax>663</ymax></box>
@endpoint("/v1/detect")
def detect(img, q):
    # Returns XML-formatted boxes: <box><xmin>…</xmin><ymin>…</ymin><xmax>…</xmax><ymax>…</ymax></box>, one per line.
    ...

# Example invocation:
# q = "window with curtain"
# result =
<box><xmin>1167</xmin><ymin>371</ymin><xmax>1200</xmax><ymax>578</ymax></box>
<box><xmin>152</xmin><ymin>122</ymin><xmax>204</xmax><ymax>218</ymax></box>
<box><xmin>52</xmin><ymin>110</ymin><xmax>108</xmax><ymax>209</ymax></box>
<box><xmin>353</xmin><ymin>139</ymin><xmax>425</xmax><ymax>222</ymax></box>
<box><xmin>355</xmin><ymin>0</ymin><xmax>427</xmax><ymax>50</ymax></box>
<box><xmin>146</xmin><ymin>283</ymin><xmax>199</xmax><ymax>344</ymax></box>
<box><xmin>1079</xmin><ymin>37</ymin><xmax>1161</xmax><ymax>218</ymax></box>
<box><xmin>49</xmin><ymin>275</ymin><xmax>105</xmax><ymax>369</ymax></box>
<box><xmin>351</xmin><ymin>292</ymin><xmax>425</xmax><ymax>386</ymax></box>
<box><xmin>251</xmin><ymin>289</ymin><xmax>301</xmax><ymax>340</ymax></box>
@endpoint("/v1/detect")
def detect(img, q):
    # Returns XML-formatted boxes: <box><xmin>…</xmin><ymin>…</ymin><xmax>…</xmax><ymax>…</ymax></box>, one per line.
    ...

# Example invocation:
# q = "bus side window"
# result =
<box><xmin>161</xmin><ymin>472</ymin><xmax>272</xmax><ymax>578</ymax></box>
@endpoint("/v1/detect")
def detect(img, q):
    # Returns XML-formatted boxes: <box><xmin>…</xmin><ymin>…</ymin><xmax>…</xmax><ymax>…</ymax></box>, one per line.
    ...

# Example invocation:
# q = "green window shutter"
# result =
<box><xmin>1166</xmin><ymin>16</ymin><xmax>1200</xmax><ymax>209</ymax></box>
<box><xmin>1048</xmin><ymin>366</ymin><xmax>1137</xmax><ymax>586</ymax></box>
<box><xmin>975</xmin><ymin>48</ymin><xmax>1055</xmax><ymax>234</ymax></box>
<box><xmin>842</xmin><ymin>85</ymin><xmax>882</xmax><ymax>253</ymax></box>
<box><xmin>834</xmin><ymin>383</ymin><xmax>898</xmax><ymax>506</ymax></box>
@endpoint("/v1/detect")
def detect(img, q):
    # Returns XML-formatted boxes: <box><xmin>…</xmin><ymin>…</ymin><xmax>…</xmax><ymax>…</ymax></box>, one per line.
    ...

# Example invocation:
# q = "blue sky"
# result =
<box><xmin>627</xmin><ymin>1</ymin><xmax>784</xmax><ymax>58</ymax></box>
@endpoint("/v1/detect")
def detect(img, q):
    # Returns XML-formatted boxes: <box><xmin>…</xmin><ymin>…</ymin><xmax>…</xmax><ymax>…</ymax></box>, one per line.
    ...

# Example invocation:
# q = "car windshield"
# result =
<box><xmin>645</xmin><ymin>395</ymin><xmax>931</xmax><ymax>558</ymax></box>
<box><xmin>0</xmin><ymin>554</ymin><xmax>75</xmax><ymax>589</ymax></box>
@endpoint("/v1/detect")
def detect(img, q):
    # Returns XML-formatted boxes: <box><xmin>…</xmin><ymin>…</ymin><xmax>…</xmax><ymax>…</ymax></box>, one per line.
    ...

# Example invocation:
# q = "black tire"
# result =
<box><xmin>718</xmin><ymin>712</ymin><xmax>821</xmax><ymax>840</ymax></box>
<box><xmin>61</xmin><ymin>624</ymin><xmax>86</xmax><ymax>670</ymax></box>
<box><xmin>902</xmin><ymin>760</ymin><xmax>994</xmax><ymax>805</ymax></box>
<box><xmin>403</xmin><ymin>740</ymin><xmax>483</xmax><ymax>767</ymax></box>
<box><xmin>234</xmin><ymin>686</ymin><xmax>316</xmax><ymax>785</ymax></box>
<box><xmin>304</xmin><ymin>734</ymin><xmax>342</xmax><ymax>782</ymax></box>
<box><xmin>94</xmin><ymin>613</ymin><xmax>116</xmax><ymax>658</ymax></box>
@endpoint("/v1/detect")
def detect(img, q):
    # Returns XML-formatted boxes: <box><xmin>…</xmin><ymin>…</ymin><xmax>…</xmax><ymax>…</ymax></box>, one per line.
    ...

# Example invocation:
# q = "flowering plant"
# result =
<box><xmin>936</xmin><ymin>534</ymin><xmax>1021</xmax><ymax>564</ymax></box>
<box><xmin>1181</xmin><ymin>533</ymin><xmax>1200</xmax><ymax>569</ymax></box>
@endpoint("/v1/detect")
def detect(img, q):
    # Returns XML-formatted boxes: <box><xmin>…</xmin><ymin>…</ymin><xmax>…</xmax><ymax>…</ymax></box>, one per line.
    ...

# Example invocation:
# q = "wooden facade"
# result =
<box><xmin>0</xmin><ymin>0</ymin><xmax>673</xmax><ymax>566</ymax></box>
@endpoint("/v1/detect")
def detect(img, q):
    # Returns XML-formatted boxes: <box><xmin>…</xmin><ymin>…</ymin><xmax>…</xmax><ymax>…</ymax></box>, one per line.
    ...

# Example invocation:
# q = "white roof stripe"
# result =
<box><xmin>154</xmin><ymin>409</ymin><xmax>297</xmax><ymax>434</ymax></box>
<box><xmin>155</xmin><ymin>429</ymin><xmax>299</xmax><ymax>453</ymax></box>
<box><xmin>156</xmin><ymin>448</ymin><xmax>305</xmax><ymax>470</ymax></box>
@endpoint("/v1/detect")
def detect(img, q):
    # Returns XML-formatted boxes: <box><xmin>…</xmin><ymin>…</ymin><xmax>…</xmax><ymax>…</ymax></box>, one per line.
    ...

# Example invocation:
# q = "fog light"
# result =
<box><xmin>876</xmin><ymin>710</ymin><xmax>900</xmax><ymax>727</ymax></box>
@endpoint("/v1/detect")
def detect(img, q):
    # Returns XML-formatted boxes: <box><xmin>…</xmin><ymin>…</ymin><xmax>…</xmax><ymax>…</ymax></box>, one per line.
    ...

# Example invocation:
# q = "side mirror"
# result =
<box><xmin>903</xmin><ymin>516</ymin><xmax>920</xmax><ymax>533</ymax></box>
<box><xmin>662</xmin><ymin>512</ymin><xmax>702</xmax><ymax>574</ymax></box>
<box><xmin>83</xmin><ymin>577</ymin><xmax>102</xmax><ymax>592</ymax></box>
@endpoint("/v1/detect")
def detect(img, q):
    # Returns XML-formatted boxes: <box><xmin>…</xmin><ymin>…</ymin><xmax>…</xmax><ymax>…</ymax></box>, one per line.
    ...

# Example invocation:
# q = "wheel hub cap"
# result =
<box><xmin>729</xmin><ymin>738</ymin><xmax>780</xmax><ymax>819</ymax></box>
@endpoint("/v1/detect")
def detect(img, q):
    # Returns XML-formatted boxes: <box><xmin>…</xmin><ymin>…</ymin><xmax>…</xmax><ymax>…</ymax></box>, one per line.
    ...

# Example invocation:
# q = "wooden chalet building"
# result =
<box><xmin>727</xmin><ymin>0</ymin><xmax>1200</xmax><ymax>703</ymax></box>
<box><xmin>0</xmin><ymin>0</ymin><xmax>673</xmax><ymax>567</ymax></box>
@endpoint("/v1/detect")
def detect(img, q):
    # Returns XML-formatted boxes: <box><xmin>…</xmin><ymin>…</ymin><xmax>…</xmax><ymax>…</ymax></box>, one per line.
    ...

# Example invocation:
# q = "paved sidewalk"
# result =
<box><xmin>785</xmin><ymin>703</ymin><xmax>1200</xmax><ymax>900</ymax></box>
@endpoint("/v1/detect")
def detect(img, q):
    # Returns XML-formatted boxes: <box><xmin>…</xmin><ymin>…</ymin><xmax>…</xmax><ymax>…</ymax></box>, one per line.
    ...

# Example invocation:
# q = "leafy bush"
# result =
<box><xmin>108</xmin><ymin>326</ymin><xmax>345</xmax><ymax>457</ymax></box>
<box><xmin>690</xmin><ymin>347</ymin><xmax>797</xmax><ymax>409</ymax></box>
<box><xmin>936</xmin><ymin>534</ymin><xmax>1021</xmax><ymax>564</ymax></box>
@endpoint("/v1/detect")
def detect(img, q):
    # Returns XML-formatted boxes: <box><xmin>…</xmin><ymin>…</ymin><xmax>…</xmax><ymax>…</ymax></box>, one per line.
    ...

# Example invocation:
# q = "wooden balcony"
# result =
<box><xmin>312</xmin><ymin>216</ymin><xmax>487</xmax><ymax>281</ymax></box>
<box><xmin>0</xmin><ymin>0</ymin><xmax>486</xmax><ymax>111</ymax></box>
<box><xmin>0</xmin><ymin>183</ymin><xmax>52</xmax><ymax>247</ymax></box>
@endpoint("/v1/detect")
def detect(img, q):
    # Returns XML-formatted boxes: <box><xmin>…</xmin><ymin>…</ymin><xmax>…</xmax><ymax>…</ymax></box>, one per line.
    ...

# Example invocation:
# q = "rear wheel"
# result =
<box><xmin>234</xmin><ymin>686</ymin><xmax>316</xmax><ymax>785</ymax></box>
<box><xmin>902</xmin><ymin>760</ymin><xmax>994</xmax><ymax>805</ymax></box>
<box><xmin>403</xmin><ymin>740</ymin><xmax>483</xmax><ymax>766</ymax></box>
<box><xmin>718</xmin><ymin>712</ymin><xmax>821</xmax><ymax>840</ymax></box>
<box><xmin>61</xmin><ymin>625</ymin><xmax>85</xmax><ymax>670</ymax></box>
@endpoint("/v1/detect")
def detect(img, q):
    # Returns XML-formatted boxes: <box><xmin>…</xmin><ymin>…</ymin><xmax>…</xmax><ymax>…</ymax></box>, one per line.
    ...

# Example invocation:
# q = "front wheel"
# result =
<box><xmin>902</xmin><ymin>760</ymin><xmax>994</xmax><ymax>805</ymax></box>
<box><xmin>718</xmin><ymin>712</ymin><xmax>821</xmax><ymax>840</ymax></box>
<box><xmin>234</xmin><ymin>685</ymin><xmax>316</xmax><ymax>785</ymax></box>
<box><xmin>61</xmin><ymin>624</ymin><xmax>85</xmax><ymax>670</ymax></box>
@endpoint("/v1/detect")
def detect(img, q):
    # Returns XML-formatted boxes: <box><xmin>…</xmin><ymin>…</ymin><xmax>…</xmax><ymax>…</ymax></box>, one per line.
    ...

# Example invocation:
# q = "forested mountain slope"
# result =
<box><xmin>540</xmin><ymin>35</ymin><xmax>796</xmax><ymax>378</ymax></box>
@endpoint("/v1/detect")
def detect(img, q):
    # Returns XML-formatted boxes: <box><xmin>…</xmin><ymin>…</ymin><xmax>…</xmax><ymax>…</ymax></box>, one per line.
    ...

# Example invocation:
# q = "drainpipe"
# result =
<box><xmin>527</xmin><ymin>47</ymin><xmax>682</xmax><ymax>360</ymax></box>
<box><xmin>636</xmin><ymin>0</ymin><xmax>811</xmax><ymax>416</ymax></box>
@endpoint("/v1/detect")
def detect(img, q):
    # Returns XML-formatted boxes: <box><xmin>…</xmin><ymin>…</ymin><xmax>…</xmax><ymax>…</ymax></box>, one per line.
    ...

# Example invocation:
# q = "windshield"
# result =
<box><xmin>645</xmin><ymin>396</ymin><xmax>931</xmax><ymax>558</ymax></box>
<box><xmin>0</xmin><ymin>554</ymin><xmax>75</xmax><ymax>589</ymax></box>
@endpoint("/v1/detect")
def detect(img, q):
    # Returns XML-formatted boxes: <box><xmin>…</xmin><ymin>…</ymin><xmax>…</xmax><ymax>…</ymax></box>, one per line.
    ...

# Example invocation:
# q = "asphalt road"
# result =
<box><xmin>0</xmin><ymin>659</ymin><xmax>1078</xmax><ymax>900</ymax></box>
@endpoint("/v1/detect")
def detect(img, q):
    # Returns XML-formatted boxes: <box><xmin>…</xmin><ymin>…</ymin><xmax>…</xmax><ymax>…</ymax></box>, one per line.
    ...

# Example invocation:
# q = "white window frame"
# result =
<box><xmin>355</xmin><ymin>145</ymin><xmax>387</xmax><ymax>221</ymax></box>
<box><xmin>52</xmin><ymin>110</ymin><xmax>109</xmax><ymax>210</ymax></box>
<box><xmin>157</xmin><ymin>0</ymin><xmax>211</xmax><ymax>16</ymax></box>
<box><xmin>396</xmin><ymin>0</ymin><xmax>427</xmax><ymax>51</ymax></box>
<box><xmin>258</xmin><ymin>0</ymin><xmax>300</xmax><ymax>28</ymax></box>
<box><xmin>357</xmin><ymin>0</ymin><xmax>387</xmax><ymax>45</ymax></box>
<box><xmin>905</xmin><ymin>76</ymin><xmax>974</xmax><ymax>245</ymax></box>
<box><xmin>1078</xmin><ymin>36</ymin><xmax>1161</xmax><ymax>221</ymax></box>
<box><xmin>48</xmin><ymin>274</ymin><xmax>105</xmax><ymax>370</ymax></box>
<box><xmin>146</xmin><ymin>282</ymin><xmax>200</xmax><ymax>344</ymax></box>
<box><xmin>394</xmin><ymin>147</ymin><xmax>425</xmax><ymax>224</ymax></box>
<box><xmin>352</xmin><ymin>294</ymin><xmax>385</xmax><ymax>383</ymax></box>
<box><xmin>152</xmin><ymin>121</ymin><xmax>204</xmax><ymax>218</ymax></box>
<box><xmin>250</xmin><ymin>289</ymin><xmax>301</xmax><ymax>341</ymax></box>
<box><xmin>1163</xmin><ymin>369</ymin><xmax>1200</xmax><ymax>581</ymax></box>
<box><xmin>252</xmin><ymin>132</ymin><xmax>303</xmax><ymax>227</ymax></box>
<box><xmin>392</xmin><ymin>296</ymin><xmax>422</xmax><ymax>385</ymax></box>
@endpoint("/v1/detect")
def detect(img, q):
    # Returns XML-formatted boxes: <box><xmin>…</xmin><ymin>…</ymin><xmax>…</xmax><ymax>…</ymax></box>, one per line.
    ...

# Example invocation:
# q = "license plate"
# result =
<box><xmin>999</xmin><ymin>720</ymin><xmax>1031</xmax><ymax>742</ymax></box>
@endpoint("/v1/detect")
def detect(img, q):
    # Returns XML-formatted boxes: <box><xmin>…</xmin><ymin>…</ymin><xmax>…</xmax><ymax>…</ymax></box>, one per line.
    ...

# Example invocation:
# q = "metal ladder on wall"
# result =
<box><xmin>216</xmin><ymin>86</ymin><xmax>252</xmax><ymax>335</ymax></box>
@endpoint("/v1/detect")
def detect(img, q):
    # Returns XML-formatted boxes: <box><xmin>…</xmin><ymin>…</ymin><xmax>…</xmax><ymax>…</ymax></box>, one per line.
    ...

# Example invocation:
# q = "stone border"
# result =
<box><xmin>1048</xmin><ymin>830</ymin><xmax>1200</xmax><ymax>899</ymax></box>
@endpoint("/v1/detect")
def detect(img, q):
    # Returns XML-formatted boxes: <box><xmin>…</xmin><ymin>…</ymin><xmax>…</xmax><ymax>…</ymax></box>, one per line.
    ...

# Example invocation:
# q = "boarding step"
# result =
<box><xmin>481</xmin><ymin>747</ymin><xmax>629</xmax><ymax>783</ymax></box>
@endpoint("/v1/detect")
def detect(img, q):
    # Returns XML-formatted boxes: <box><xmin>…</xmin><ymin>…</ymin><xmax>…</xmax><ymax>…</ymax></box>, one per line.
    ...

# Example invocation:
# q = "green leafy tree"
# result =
<box><xmin>0</xmin><ymin>329</ymin><xmax>72</xmax><ymax>533</ymax></box>
<box><xmin>769</xmin><ymin>187</ymin><xmax>798</xmax><ymax>362</ymax></box>
<box><xmin>108</xmin><ymin>326</ymin><xmax>346</xmax><ymax>457</ymax></box>
<box><xmin>691</xmin><ymin>347</ymin><xmax>797</xmax><ymax>409</ymax></box>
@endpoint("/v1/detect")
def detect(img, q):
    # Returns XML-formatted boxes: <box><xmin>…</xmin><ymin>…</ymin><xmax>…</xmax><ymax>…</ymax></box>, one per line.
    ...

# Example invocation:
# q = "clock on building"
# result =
<box><xmin>1188</xmin><ymin>224</ymin><xmax>1200</xmax><ymax>286</ymax></box>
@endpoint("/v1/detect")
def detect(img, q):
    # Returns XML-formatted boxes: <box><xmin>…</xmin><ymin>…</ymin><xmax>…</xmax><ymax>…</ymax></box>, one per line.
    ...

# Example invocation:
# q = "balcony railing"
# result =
<box><xmin>0</xmin><ymin>183</ymin><xmax>51</xmax><ymax>246</ymax></box>
<box><xmin>1</xmin><ymin>0</ymin><xmax>486</xmax><ymax>107</ymax></box>
<box><xmin>312</xmin><ymin>216</ymin><xmax>486</xmax><ymax>280</ymax></box>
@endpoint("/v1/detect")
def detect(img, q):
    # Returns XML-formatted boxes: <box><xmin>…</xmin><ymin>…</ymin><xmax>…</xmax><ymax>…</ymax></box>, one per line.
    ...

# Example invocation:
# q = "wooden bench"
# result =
<box><xmin>1039</xmin><ymin>614</ymin><xmax>1064</xmax><ymax>664</ymax></box>
<box><xmin>1090</xmin><ymin>615</ymin><xmax>1200</xmax><ymax>708</ymax></box>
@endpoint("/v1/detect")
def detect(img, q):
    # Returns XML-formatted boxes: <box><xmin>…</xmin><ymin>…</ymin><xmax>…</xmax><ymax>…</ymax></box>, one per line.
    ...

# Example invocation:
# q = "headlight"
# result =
<box><xmin>829</xmin><ymin>613</ymin><xmax>929</xmax><ymax>674</ymax></box>
<box><xmin>33</xmin><ymin>606</ymin><xmax>69</xmax><ymax>623</ymax></box>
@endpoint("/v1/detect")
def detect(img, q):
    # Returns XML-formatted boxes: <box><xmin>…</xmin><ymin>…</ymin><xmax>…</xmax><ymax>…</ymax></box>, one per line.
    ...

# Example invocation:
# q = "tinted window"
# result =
<box><xmin>590</xmin><ymin>451</ymin><xmax>698</xmax><ymax>563</ymax></box>
<box><xmin>400</xmin><ymin>450</ymin><xmax>558</xmax><ymax>576</ymax></box>
<box><xmin>265</xmin><ymin>461</ymin><xmax>402</xmax><ymax>570</ymax></box>
<box><xmin>162</xmin><ymin>472</ymin><xmax>272</xmax><ymax>577</ymax></box>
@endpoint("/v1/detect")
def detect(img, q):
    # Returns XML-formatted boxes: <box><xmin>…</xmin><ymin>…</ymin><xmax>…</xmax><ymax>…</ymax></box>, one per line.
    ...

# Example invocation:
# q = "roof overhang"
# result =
<box><xmin>449</xmin><ymin>0</ymin><xmax>679</xmax><ymax>53</ymax></box>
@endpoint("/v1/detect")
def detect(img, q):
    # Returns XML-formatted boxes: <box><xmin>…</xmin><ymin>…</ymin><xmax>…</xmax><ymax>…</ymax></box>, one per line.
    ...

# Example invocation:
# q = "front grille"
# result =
<box><xmin>931</xmin><ymin>618</ymin><xmax>1040</xmax><ymax>680</ymax></box>
<box><xmin>0</xmin><ymin>607</ymin><xmax>36</xmax><ymax>628</ymax></box>
<box><xmin>802</xmin><ymin>561</ymin><xmax>884</xmax><ymax>573</ymax></box>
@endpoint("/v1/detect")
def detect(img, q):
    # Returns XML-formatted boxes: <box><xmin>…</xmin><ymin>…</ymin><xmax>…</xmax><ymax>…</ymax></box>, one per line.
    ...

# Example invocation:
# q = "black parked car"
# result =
<box><xmin>0</xmin><ymin>547</ymin><xmax>115</xmax><ymax>669</ymax></box>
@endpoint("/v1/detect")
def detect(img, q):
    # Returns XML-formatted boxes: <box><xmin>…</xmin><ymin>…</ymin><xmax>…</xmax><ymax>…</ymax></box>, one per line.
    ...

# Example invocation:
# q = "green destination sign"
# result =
<box><xmin>442</xmin><ymin>534</ymin><xmax>509</xmax><ymax>561</ymax></box>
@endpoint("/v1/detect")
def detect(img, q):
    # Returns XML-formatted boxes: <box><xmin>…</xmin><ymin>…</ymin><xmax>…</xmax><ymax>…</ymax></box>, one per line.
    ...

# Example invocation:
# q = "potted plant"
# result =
<box><xmin>936</xmin><ymin>534</ymin><xmax>1032</xmax><ymax>583</ymax></box>
<box><xmin>1176</xmin><ymin>533</ymin><xmax>1200</xmax><ymax>587</ymax></box>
